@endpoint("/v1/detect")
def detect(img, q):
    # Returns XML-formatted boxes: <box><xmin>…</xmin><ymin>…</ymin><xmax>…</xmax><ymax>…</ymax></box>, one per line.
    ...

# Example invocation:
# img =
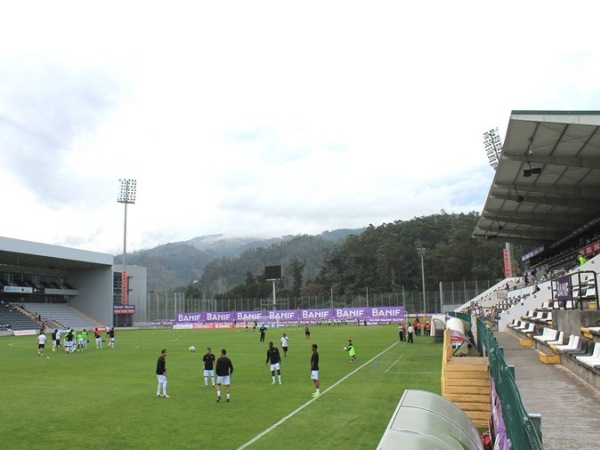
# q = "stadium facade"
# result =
<box><xmin>0</xmin><ymin>236</ymin><xmax>146</xmax><ymax>327</ymax></box>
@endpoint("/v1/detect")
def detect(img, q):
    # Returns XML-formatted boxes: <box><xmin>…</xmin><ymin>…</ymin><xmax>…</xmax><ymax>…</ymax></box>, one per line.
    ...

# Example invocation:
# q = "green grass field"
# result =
<box><xmin>2</xmin><ymin>325</ymin><xmax>442</xmax><ymax>449</ymax></box>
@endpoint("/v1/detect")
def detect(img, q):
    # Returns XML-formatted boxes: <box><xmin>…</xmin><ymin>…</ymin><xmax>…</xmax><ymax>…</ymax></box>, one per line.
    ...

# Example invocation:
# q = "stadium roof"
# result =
<box><xmin>0</xmin><ymin>236</ymin><xmax>113</xmax><ymax>271</ymax></box>
<box><xmin>473</xmin><ymin>110</ymin><xmax>600</xmax><ymax>245</ymax></box>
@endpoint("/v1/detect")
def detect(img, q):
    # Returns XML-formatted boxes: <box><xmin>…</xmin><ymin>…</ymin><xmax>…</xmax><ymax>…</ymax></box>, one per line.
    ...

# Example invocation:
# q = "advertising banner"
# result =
<box><xmin>175</xmin><ymin>306</ymin><xmax>405</xmax><ymax>325</ymax></box>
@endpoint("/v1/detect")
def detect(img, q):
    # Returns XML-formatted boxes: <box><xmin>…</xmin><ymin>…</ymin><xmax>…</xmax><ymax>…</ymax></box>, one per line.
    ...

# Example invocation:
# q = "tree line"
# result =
<box><xmin>183</xmin><ymin>211</ymin><xmax>520</xmax><ymax>301</ymax></box>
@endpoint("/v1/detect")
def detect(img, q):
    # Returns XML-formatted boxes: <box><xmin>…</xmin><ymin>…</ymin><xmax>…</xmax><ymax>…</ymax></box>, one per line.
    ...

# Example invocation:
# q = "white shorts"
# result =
<box><xmin>311</xmin><ymin>370</ymin><xmax>319</xmax><ymax>380</ymax></box>
<box><xmin>157</xmin><ymin>374</ymin><xmax>167</xmax><ymax>384</ymax></box>
<box><xmin>270</xmin><ymin>363</ymin><xmax>281</xmax><ymax>371</ymax></box>
<box><xmin>203</xmin><ymin>370</ymin><xmax>215</xmax><ymax>377</ymax></box>
<box><xmin>216</xmin><ymin>375</ymin><xmax>231</xmax><ymax>386</ymax></box>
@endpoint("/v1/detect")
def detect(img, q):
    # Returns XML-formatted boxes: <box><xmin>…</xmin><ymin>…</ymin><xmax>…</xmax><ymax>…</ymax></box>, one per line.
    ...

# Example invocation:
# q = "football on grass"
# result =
<box><xmin>189</xmin><ymin>345</ymin><xmax>196</xmax><ymax>352</ymax></box>
<box><xmin>343</xmin><ymin>347</ymin><xmax>347</xmax><ymax>351</ymax></box>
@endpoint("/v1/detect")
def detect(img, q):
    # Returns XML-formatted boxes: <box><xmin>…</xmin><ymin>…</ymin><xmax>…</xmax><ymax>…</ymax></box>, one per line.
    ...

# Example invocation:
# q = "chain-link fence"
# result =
<box><xmin>141</xmin><ymin>279</ymin><xmax>499</xmax><ymax>322</ymax></box>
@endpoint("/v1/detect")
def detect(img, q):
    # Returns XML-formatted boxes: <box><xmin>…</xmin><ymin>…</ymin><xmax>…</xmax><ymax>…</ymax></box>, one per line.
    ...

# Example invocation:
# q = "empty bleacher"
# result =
<box><xmin>22</xmin><ymin>303</ymin><xmax>100</xmax><ymax>330</ymax></box>
<box><xmin>0</xmin><ymin>303</ymin><xmax>41</xmax><ymax>330</ymax></box>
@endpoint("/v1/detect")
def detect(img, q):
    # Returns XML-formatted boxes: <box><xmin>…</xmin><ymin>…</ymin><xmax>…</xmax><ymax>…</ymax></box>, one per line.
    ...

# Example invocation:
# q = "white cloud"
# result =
<box><xmin>1</xmin><ymin>1</ymin><xmax>600</xmax><ymax>254</ymax></box>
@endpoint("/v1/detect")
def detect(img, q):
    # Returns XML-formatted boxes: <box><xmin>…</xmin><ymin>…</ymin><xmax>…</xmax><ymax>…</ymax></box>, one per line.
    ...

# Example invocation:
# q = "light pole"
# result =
<box><xmin>417</xmin><ymin>247</ymin><xmax>426</xmax><ymax>314</ymax></box>
<box><xmin>483</xmin><ymin>127</ymin><xmax>503</xmax><ymax>170</ymax></box>
<box><xmin>117</xmin><ymin>179</ymin><xmax>137</xmax><ymax>305</ymax></box>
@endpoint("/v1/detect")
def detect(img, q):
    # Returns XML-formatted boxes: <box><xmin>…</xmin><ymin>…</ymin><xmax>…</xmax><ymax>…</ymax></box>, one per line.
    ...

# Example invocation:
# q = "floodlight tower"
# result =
<box><xmin>483</xmin><ymin>128</ymin><xmax>503</xmax><ymax>170</ymax></box>
<box><xmin>417</xmin><ymin>247</ymin><xmax>426</xmax><ymax>314</ymax></box>
<box><xmin>117</xmin><ymin>179</ymin><xmax>137</xmax><ymax>304</ymax></box>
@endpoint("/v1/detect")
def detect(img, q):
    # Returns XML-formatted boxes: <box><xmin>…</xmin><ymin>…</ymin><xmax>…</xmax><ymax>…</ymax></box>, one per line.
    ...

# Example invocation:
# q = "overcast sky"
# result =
<box><xmin>1</xmin><ymin>1</ymin><xmax>600</xmax><ymax>255</ymax></box>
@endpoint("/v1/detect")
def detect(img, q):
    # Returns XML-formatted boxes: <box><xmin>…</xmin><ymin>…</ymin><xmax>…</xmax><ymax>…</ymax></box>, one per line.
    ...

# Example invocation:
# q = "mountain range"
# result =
<box><xmin>117</xmin><ymin>229</ymin><xmax>364</xmax><ymax>293</ymax></box>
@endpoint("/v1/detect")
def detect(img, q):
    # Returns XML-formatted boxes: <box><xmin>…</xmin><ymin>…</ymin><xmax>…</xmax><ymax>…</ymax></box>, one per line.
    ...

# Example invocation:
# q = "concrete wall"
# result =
<box><xmin>70</xmin><ymin>267</ymin><xmax>114</xmax><ymax>326</ymax></box>
<box><xmin>554</xmin><ymin>310</ymin><xmax>600</xmax><ymax>340</ymax></box>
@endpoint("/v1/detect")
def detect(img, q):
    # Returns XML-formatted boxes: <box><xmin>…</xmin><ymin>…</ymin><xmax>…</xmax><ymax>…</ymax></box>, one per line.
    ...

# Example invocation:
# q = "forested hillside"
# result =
<box><xmin>188</xmin><ymin>234</ymin><xmax>343</xmax><ymax>298</ymax></box>
<box><xmin>203</xmin><ymin>212</ymin><xmax>519</xmax><ymax>300</ymax></box>
<box><xmin>119</xmin><ymin>230</ymin><xmax>362</xmax><ymax>293</ymax></box>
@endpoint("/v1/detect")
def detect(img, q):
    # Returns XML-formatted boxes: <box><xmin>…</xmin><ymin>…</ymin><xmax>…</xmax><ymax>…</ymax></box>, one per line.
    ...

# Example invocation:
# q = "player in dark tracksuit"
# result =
<box><xmin>265</xmin><ymin>341</ymin><xmax>282</xmax><ymax>385</ymax></box>
<box><xmin>215</xmin><ymin>349</ymin><xmax>234</xmax><ymax>402</ymax></box>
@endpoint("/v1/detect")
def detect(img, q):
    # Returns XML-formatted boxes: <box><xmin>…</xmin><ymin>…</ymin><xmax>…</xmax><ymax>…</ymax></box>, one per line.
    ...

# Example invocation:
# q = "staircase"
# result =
<box><xmin>441</xmin><ymin>328</ymin><xmax>491</xmax><ymax>428</ymax></box>
<box><xmin>442</xmin><ymin>356</ymin><xmax>491</xmax><ymax>428</ymax></box>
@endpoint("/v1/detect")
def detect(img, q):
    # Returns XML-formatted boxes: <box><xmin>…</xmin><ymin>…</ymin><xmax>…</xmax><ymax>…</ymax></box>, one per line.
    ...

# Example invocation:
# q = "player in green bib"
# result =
<box><xmin>346</xmin><ymin>340</ymin><xmax>357</xmax><ymax>362</ymax></box>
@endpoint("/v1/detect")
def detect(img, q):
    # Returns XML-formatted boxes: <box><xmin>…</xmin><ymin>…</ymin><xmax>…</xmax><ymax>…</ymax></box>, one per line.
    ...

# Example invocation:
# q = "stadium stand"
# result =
<box><xmin>21</xmin><ymin>303</ymin><xmax>100</xmax><ymax>330</ymax></box>
<box><xmin>533</xmin><ymin>327</ymin><xmax>558</xmax><ymax>345</ymax></box>
<box><xmin>551</xmin><ymin>334</ymin><xmax>579</xmax><ymax>352</ymax></box>
<box><xmin>575</xmin><ymin>343</ymin><xmax>600</xmax><ymax>368</ymax></box>
<box><xmin>0</xmin><ymin>303</ymin><xmax>40</xmax><ymax>330</ymax></box>
<box><xmin>545</xmin><ymin>331</ymin><xmax>564</xmax><ymax>346</ymax></box>
<box><xmin>455</xmin><ymin>111</ymin><xmax>600</xmax><ymax>448</ymax></box>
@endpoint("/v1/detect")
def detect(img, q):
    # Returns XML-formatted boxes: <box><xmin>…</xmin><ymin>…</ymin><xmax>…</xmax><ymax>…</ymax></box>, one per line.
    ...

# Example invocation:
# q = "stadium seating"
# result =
<box><xmin>562</xmin><ymin>339</ymin><xmax>593</xmax><ymax>357</ymax></box>
<box><xmin>546</xmin><ymin>331</ymin><xmax>564</xmax><ymax>346</ymax></box>
<box><xmin>23</xmin><ymin>303</ymin><xmax>99</xmax><ymax>330</ymax></box>
<box><xmin>533</xmin><ymin>328</ymin><xmax>558</xmax><ymax>345</ymax></box>
<box><xmin>575</xmin><ymin>343</ymin><xmax>600</xmax><ymax>368</ymax></box>
<box><xmin>553</xmin><ymin>335</ymin><xmax>580</xmax><ymax>353</ymax></box>
<box><xmin>0</xmin><ymin>305</ymin><xmax>40</xmax><ymax>330</ymax></box>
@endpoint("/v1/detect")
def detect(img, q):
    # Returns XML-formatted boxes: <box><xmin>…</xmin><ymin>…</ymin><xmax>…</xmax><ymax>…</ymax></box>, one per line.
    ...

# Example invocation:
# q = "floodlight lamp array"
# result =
<box><xmin>118</xmin><ymin>179</ymin><xmax>137</xmax><ymax>204</ymax></box>
<box><xmin>483</xmin><ymin>128</ymin><xmax>503</xmax><ymax>170</ymax></box>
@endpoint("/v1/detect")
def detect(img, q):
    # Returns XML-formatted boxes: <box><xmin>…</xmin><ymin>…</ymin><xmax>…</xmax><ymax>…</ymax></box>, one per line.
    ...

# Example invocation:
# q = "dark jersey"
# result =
<box><xmin>107</xmin><ymin>329</ymin><xmax>115</xmax><ymax>338</ymax></box>
<box><xmin>203</xmin><ymin>353</ymin><xmax>216</xmax><ymax>370</ymax></box>
<box><xmin>156</xmin><ymin>355</ymin><xmax>166</xmax><ymax>375</ymax></box>
<box><xmin>311</xmin><ymin>350</ymin><xmax>319</xmax><ymax>371</ymax></box>
<box><xmin>216</xmin><ymin>356</ymin><xmax>234</xmax><ymax>377</ymax></box>
<box><xmin>266</xmin><ymin>347</ymin><xmax>281</xmax><ymax>364</ymax></box>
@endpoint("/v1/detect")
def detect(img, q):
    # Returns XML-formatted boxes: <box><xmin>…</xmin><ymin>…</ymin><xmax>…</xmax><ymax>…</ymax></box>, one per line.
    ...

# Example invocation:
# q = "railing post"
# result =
<box><xmin>528</xmin><ymin>413</ymin><xmax>543</xmax><ymax>444</ymax></box>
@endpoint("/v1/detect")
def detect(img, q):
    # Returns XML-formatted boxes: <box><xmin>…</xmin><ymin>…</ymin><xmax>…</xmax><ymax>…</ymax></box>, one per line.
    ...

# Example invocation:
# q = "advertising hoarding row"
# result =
<box><xmin>175</xmin><ymin>306</ymin><xmax>405</xmax><ymax>327</ymax></box>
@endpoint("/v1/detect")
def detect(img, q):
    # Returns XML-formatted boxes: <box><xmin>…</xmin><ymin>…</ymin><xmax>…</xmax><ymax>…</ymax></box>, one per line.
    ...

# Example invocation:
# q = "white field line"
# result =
<box><xmin>384</xmin><ymin>354</ymin><xmax>405</xmax><ymax>372</ymax></box>
<box><xmin>236</xmin><ymin>341</ymin><xmax>399</xmax><ymax>450</ymax></box>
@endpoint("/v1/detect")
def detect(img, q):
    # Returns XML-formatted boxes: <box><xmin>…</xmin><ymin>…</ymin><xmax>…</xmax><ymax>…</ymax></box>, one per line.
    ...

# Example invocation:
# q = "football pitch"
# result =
<box><xmin>2</xmin><ymin>324</ymin><xmax>442</xmax><ymax>449</ymax></box>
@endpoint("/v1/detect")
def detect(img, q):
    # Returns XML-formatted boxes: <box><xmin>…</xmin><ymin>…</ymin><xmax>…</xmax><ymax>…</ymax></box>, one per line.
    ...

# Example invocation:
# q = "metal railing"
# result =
<box><xmin>476</xmin><ymin>317</ymin><xmax>543</xmax><ymax>450</ymax></box>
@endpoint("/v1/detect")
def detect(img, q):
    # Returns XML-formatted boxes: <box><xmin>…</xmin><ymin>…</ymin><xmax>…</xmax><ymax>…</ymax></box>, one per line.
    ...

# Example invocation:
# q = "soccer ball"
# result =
<box><xmin>189</xmin><ymin>345</ymin><xmax>196</xmax><ymax>352</ymax></box>
<box><xmin>343</xmin><ymin>347</ymin><xmax>347</xmax><ymax>351</ymax></box>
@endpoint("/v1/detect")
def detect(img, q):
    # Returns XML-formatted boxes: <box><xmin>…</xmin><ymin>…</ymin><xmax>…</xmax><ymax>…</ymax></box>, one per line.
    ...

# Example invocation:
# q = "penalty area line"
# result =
<box><xmin>236</xmin><ymin>341</ymin><xmax>398</xmax><ymax>450</ymax></box>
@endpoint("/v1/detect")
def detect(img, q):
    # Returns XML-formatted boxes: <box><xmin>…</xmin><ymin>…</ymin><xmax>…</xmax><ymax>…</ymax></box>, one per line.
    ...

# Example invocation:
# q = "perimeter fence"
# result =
<box><xmin>142</xmin><ymin>279</ymin><xmax>499</xmax><ymax>322</ymax></box>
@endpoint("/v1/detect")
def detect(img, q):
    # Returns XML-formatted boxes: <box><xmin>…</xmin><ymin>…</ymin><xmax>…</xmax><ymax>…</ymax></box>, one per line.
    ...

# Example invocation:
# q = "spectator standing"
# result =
<box><xmin>156</xmin><ymin>349</ymin><xmax>169</xmax><ymax>398</ymax></box>
<box><xmin>280</xmin><ymin>333</ymin><xmax>289</xmax><ymax>357</ymax></box>
<box><xmin>37</xmin><ymin>331</ymin><xmax>47</xmax><ymax>356</ymax></box>
<box><xmin>578</xmin><ymin>254</ymin><xmax>587</xmax><ymax>266</ymax></box>
<box><xmin>407</xmin><ymin>323</ymin><xmax>414</xmax><ymax>343</ymax></box>
<box><xmin>202</xmin><ymin>347</ymin><xmax>216</xmax><ymax>387</ymax></box>
<box><xmin>215</xmin><ymin>349</ymin><xmax>234</xmax><ymax>403</ymax></box>
<box><xmin>310</xmin><ymin>344</ymin><xmax>320</xmax><ymax>397</ymax></box>
<box><xmin>265</xmin><ymin>341</ymin><xmax>282</xmax><ymax>384</ymax></box>
<box><xmin>413</xmin><ymin>318</ymin><xmax>421</xmax><ymax>336</ymax></box>
<box><xmin>398</xmin><ymin>323</ymin><xmax>405</xmax><ymax>342</ymax></box>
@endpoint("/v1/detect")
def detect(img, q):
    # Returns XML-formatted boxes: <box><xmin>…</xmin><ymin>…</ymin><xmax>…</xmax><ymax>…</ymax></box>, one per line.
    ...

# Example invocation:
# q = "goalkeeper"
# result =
<box><xmin>346</xmin><ymin>340</ymin><xmax>357</xmax><ymax>362</ymax></box>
